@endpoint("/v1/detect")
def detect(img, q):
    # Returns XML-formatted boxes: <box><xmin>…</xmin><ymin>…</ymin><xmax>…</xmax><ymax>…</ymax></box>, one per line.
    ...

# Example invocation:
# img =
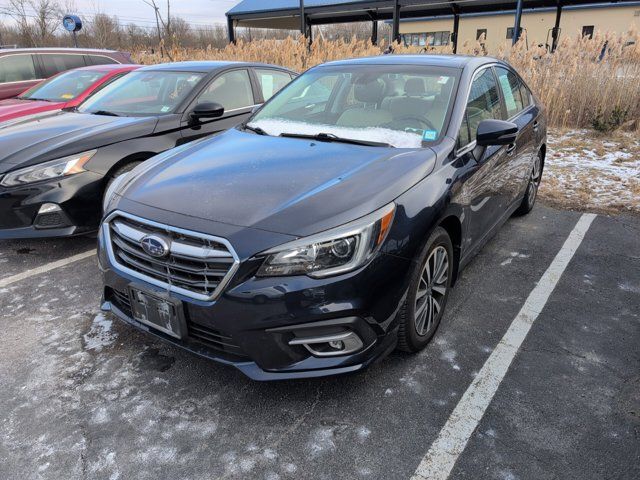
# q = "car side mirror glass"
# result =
<box><xmin>191</xmin><ymin>101</ymin><xmax>224</xmax><ymax>121</ymax></box>
<box><xmin>476</xmin><ymin>119</ymin><xmax>518</xmax><ymax>146</ymax></box>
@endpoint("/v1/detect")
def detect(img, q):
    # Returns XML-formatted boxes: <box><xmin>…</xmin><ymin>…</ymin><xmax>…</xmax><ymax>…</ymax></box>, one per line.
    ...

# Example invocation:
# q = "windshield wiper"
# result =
<box><xmin>242</xmin><ymin>123</ymin><xmax>268</xmax><ymax>135</ymax></box>
<box><xmin>17</xmin><ymin>97</ymin><xmax>54</xmax><ymax>102</ymax></box>
<box><xmin>92</xmin><ymin>110</ymin><xmax>120</xmax><ymax>117</ymax></box>
<box><xmin>279</xmin><ymin>132</ymin><xmax>391</xmax><ymax>147</ymax></box>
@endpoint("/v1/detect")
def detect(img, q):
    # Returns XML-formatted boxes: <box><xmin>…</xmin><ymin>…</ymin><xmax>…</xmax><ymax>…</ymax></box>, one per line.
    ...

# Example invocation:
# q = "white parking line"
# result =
<box><xmin>411</xmin><ymin>213</ymin><xmax>597</xmax><ymax>480</ymax></box>
<box><xmin>0</xmin><ymin>250</ymin><xmax>96</xmax><ymax>288</ymax></box>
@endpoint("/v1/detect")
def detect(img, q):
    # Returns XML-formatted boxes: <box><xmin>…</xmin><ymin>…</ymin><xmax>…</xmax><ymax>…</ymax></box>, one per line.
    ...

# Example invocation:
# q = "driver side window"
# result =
<box><xmin>198</xmin><ymin>70</ymin><xmax>254</xmax><ymax>112</ymax></box>
<box><xmin>459</xmin><ymin>68</ymin><xmax>502</xmax><ymax>147</ymax></box>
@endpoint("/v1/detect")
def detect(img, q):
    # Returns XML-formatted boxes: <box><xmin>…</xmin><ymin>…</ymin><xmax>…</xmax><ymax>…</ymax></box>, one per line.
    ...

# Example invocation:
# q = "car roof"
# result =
<box><xmin>138</xmin><ymin>61</ymin><xmax>294</xmax><ymax>73</ymax></box>
<box><xmin>70</xmin><ymin>64</ymin><xmax>140</xmax><ymax>73</ymax></box>
<box><xmin>0</xmin><ymin>47</ymin><xmax>125</xmax><ymax>54</ymax></box>
<box><xmin>320</xmin><ymin>54</ymin><xmax>503</xmax><ymax>70</ymax></box>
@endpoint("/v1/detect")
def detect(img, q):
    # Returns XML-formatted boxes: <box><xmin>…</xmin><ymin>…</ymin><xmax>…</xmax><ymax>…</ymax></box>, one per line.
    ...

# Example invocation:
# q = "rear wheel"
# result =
<box><xmin>514</xmin><ymin>151</ymin><xmax>542</xmax><ymax>216</ymax></box>
<box><xmin>397</xmin><ymin>227</ymin><xmax>453</xmax><ymax>352</ymax></box>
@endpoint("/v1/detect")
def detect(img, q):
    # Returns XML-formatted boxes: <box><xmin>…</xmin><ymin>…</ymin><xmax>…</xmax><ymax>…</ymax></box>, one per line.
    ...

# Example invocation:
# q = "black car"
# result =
<box><xmin>99</xmin><ymin>55</ymin><xmax>546</xmax><ymax>380</ymax></box>
<box><xmin>0</xmin><ymin>61</ymin><xmax>295</xmax><ymax>238</ymax></box>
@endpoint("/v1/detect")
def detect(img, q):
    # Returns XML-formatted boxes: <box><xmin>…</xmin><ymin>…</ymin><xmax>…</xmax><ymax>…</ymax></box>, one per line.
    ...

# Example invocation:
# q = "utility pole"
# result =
<box><xmin>143</xmin><ymin>0</ymin><xmax>164</xmax><ymax>57</ymax></box>
<box><xmin>153</xmin><ymin>6</ymin><xmax>164</xmax><ymax>57</ymax></box>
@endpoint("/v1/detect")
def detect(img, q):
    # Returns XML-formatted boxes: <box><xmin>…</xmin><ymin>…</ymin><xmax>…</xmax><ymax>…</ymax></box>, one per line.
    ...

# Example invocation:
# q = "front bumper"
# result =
<box><xmin>0</xmin><ymin>171</ymin><xmax>104</xmax><ymax>239</ymax></box>
<box><xmin>99</xmin><ymin>232</ymin><xmax>412</xmax><ymax>380</ymax></box>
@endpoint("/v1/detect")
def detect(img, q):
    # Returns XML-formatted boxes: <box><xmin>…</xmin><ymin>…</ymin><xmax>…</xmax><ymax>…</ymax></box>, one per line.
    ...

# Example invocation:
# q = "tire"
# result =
<box><xmin>514</xmin><ymin>151</ymin><xmax>542</xmax><ymax>216</ymax></box>
<box><xmin>105</xmin><ymin>161</ymin><xmax>142</xmax><ymax>192</ymax></box>
<box><xmin>397</xmin><ymin>226</ymin><xmax>454</xmax><ymax>353</ymax></box>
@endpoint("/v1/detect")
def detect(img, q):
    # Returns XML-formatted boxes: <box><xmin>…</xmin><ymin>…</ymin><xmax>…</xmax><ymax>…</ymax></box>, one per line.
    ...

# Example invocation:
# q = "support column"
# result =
<box><xmin>371</xmin><ymin>20</ymin><xmax>378</xmax><ymax>45</ymax></box>
<box><xmin>300</xmin><ymin>0</ymin><xmax>305</xmax><ymax>35</ymax></box>
<box><xmin>452</xmin><ymin>12</ymin><xmax>459</xmax><ymax>54</ymax></box>
<box><xmin>227</xmin><ymin>16</ymin><xmax>235</xmax><ymax>44</ymax></box>
<box><xmin>392</xmin><ymin>0</ymin><xmax>401</xmax><ymax>44</ymax></box>
<box><xmin>551</xmin><ymin>1</ymin><xmax>563</xmax><ymax>52</ymax></box>
<box><xmin>512</xmin><ymin>0</ymin><xmax>524</xmax><ymax>45</ymax></box>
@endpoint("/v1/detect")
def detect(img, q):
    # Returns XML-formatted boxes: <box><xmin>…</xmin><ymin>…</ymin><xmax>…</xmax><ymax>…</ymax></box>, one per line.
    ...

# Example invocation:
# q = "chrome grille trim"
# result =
<box><xmin>104</xmin><ymin>211</ymin><xmax>240</xmax><ymax>302</ymax></box>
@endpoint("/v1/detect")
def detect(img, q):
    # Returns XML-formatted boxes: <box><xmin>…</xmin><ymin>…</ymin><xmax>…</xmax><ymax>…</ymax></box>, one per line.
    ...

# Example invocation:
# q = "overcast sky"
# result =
<box><xmin>0</xmin><ymin>0</ymin><xmax>243</xmax><ymax>27</ymax></box>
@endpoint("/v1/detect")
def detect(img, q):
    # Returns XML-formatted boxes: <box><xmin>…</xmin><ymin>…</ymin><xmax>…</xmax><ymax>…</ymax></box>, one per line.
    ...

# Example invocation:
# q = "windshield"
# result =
<box><xmin>19</xmin><ymin>70</ymin><xmax>106</xmax><ymax>102</ymax></box>
<box><xmin>78</xmin><ymin>71</ymin><xmax>204</xmax><ymax>116</ymax></box>
<box><xmin>249</xmin><ymin>64</ymin><xmax>459</xmax><ymax>148</ymax></box>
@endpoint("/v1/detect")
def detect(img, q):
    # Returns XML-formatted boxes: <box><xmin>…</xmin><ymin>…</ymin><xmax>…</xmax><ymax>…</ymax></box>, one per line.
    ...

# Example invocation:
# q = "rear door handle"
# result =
<box><xmin>506</xmin><ymin>143</ymin><xmax>516</xmax><ymax>155</ymax></box>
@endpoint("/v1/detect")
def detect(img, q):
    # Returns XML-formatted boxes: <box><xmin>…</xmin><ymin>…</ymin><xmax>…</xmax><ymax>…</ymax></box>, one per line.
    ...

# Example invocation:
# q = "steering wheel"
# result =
<box><xmin>395</xmin><ymin>115</ymin><xmax>437</xmax><ymax>132</ymax></box>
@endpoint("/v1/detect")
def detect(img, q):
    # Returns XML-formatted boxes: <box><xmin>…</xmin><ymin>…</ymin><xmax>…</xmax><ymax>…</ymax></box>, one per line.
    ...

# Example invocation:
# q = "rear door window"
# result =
<box><xmin>39</xmin><ymin>54</ymin><xmax>87</xmax><ymax>77</ymax></box>
<box><xmin>255</xmin><ymin>69</ymin><xmax>292</xmax><ymax>101</ymax></box>
<box><xmin>0</xmin><ymin>54</ymin><xmax>37</xmax><ymax>83</ymax></box>
<box><xmin>495</xmin><ymin>66</ymin><xmax>525</xmax><ymax>118</ymax></box>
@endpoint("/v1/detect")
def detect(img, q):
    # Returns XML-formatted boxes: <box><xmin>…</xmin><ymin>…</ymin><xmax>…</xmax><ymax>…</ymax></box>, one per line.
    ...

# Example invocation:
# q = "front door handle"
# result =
<box><xmin>533</xmin><ymin>120</ymin><xmax>539</xmax><ymax>132</ymax></box>
<box><xmin>506</xmin><ymin>143</ymin><xmax>516</xmax><ymax>155</ymax></box>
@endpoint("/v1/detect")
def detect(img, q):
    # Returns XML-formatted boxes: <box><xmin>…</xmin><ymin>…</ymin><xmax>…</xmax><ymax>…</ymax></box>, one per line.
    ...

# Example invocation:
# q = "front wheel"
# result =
<box><xmin>397</xmin><ymin>227</ymin><xmax>453</xmax><ymax>352</ymax></box>
<box><xmin>514</xmin><ymin>151</ymin><xmax>542</xmax><ymax>216</ymax></box>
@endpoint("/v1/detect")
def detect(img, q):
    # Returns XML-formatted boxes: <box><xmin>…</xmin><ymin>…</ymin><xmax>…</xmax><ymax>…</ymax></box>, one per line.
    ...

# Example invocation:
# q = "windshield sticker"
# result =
<box><xmin>437</xmin><ymin>76</ymin><xmax>449</xmax><ymax>84</ymax></box>
<box><xmin>187</xmin><ymin>75</ymin><xmax>201</xmax><ymax>83</ymax></box>
<box><xmin>160</xmin><ymin>106</ymin><xmax>171</xmax><ymax>112</ymax></box>
<box><xmin>60</xmin><ymin>93</ymin><xmax>73</xmax><ymax>99</ymax></box>
<box><xmin>422</xmin><ymin>130</ymin><xmax>438</xmax><ymax>141</ymax></box>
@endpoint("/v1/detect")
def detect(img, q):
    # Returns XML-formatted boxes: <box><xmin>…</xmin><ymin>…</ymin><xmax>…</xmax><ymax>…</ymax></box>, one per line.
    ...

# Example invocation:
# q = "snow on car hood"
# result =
<box><xmin>248</xmin><ymin>119</ymin><xmax>424</xmax><ymax>149</ymax></box>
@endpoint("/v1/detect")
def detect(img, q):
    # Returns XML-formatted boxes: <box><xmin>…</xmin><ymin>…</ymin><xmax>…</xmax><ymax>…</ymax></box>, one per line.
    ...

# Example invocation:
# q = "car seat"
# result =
<box><xmin>381</xmin><ymin>77</ymin><xmax>432</xmax><ymax>119</ymax></box>
<box><xmin>336</xmin><ymin>79</ymin><xmax>393</xmax><ymax>128</ymax></box>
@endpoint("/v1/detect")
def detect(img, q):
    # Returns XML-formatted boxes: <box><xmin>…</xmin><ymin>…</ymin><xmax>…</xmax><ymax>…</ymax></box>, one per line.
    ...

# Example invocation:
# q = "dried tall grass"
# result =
<box><xmin>134</xmin><ymin>30</ymin><xmax>640</xmax><ymax>129</ymax></box>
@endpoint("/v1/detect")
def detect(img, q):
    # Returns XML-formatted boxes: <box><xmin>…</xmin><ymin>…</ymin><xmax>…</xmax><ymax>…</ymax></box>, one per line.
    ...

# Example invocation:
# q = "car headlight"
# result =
<box><xmin>0</xmin><ymin>150</ymin><xmax>97</xmax><ymax>188</ymax></box>
<box><xmin>256</xmin><ymin>203</ymin><xmax>395</xmax><ymax>278</ymax></box>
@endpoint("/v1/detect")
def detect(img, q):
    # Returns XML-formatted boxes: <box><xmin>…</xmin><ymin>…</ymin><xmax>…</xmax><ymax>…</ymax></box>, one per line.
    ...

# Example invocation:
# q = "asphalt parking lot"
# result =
<box><xmin>1</xmin><ymin>204</ymin><xmax>638</xmax><ymax>480</ymax></box>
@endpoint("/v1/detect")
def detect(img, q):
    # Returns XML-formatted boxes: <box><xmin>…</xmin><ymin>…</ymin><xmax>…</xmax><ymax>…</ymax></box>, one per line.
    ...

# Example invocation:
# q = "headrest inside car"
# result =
<box><xmin>404</xmin><ymin>78</ymin><xmax>426</xmax><ymax>96</ymax></box>
<box><xmin>354</xmin><ymin>79</ymin><xmax>385</xmax><ymax>104</ymax></box>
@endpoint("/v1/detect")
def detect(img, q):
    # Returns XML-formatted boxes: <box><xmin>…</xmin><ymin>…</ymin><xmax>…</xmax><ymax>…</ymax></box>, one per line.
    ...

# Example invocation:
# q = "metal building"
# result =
<box><xmin>226</xmin><ymin>0</ymin><xmax>639</xmax><ymax>52</ymax></box>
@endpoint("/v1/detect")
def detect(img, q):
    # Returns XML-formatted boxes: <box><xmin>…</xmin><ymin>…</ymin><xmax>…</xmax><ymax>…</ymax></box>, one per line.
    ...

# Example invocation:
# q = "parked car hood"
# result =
<box><xmin>118</xmin><ymin>129</ymin><xmax>437</xmax><ymax>237</ymax></box>
<box><xmin>0</xmin><ymin>111</ymin><xmax>159</xmax><ymax>174</ymax></box>
<box><xmin>0</xmin><ymin>97</ymin><xmax>63</xmax><ymax>122</ymax></box>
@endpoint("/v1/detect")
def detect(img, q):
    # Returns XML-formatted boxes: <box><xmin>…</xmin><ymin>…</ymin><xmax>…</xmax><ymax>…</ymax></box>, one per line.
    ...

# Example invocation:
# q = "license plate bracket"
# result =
<box><xmin>128</xmin><ymin>285</ymin><xmax>186</xmax><ymax>339</ymax></box>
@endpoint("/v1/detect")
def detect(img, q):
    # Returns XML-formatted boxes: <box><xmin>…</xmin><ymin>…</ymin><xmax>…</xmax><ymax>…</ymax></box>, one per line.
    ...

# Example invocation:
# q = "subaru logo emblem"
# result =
<box><xmin>141</xmin><ymin>235</ymin><xmax>170</xmax><ymax>258</ymax></box>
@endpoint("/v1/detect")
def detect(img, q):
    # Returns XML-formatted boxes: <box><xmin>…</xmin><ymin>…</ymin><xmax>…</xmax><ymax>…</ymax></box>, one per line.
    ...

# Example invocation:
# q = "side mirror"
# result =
<box><xmin>476</xmin><ymin>119</ymin><xmax>518</xmax><ymax>146</ymax></box>
<box><xmin>190</xmin><ymin>101</ymin><xmax>224</xmax><ymax>121</ymax></box>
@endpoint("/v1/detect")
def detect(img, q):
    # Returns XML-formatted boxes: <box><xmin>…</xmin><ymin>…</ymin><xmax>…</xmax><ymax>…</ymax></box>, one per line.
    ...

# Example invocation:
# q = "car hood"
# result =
<box><xmin>0</xmin><ymin>98</ymin><xmax>63</xmax><ymax>121</ymax></box>
<box><xmin>0</xmin><ymin>111</ymin><xmax>159</xmax><ymax>174</ymax></box>
<box><xmin>118</xmin><ymin>129</ymin><xmax>437</xmax><ymax>237</ymax></box>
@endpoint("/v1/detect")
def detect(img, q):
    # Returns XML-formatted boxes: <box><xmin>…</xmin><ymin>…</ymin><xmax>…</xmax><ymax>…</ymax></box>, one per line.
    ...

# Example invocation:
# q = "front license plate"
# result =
<box><xmin>128</xmin><ymin>286</ymin><xmax>185</xmax><ymax>339</ymax></box>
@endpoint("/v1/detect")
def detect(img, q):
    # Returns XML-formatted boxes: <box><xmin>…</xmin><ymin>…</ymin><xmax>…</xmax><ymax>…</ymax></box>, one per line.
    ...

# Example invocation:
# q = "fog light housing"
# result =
<box><xmin>34</xmin><ymin>203</ymin><xmax>69</xmax><ymax>229</ymax></box>
<box><xmin>289</xmin><ymin>331</ymin><xmax>363</xmax><ymax>357</ymax></box>
<box><xmin>38</xmin><ymin>203</ymin><xmax>62</xmax><ymax>214</ymax></box>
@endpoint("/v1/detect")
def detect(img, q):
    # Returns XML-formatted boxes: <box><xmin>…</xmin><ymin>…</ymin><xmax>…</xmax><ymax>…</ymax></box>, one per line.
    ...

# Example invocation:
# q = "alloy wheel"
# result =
<box><xmin>527</xmin><ymin>155</ymin><xmax>542</xmax><ymax>206</ymax></box>
<box><xmin>414</xmin><ymin>245</ymin><xmax>449</xmax><ymax>336</ymax></box>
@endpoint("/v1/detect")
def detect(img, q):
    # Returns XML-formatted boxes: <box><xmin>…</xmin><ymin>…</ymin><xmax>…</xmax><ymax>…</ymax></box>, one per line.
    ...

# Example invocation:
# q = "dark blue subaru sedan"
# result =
<box><xmin>99</xmin><ymin>55</ymin><xmax>546</xmax><ymax>380</ymax></box>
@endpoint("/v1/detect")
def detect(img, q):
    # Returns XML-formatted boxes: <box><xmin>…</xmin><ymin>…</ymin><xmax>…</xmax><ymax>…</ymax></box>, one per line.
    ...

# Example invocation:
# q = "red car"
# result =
<box><xmin>0</xmin><ymin>64</ymin><xmax>139</xmax><ymax>125</ymax></box>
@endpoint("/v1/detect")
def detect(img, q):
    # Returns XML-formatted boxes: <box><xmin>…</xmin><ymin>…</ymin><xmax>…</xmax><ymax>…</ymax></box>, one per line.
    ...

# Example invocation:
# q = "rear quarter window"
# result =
<box><xmin>87</xmin><ymin>55</ymin><xmax>119</xmax><ymax>66</ymax></box>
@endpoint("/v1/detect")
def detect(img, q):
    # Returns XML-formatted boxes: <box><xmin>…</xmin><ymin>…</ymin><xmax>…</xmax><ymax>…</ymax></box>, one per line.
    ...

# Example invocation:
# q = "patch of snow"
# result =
<box><xmin>83</xmin><ymin>314</ymin><xmax>116</xmax><ymax>351</ymax></box>
<box><xmin>356</xmin><ymin>426</ymin><xmax>371</xmax><ymax>442</ymax></box>
<box><xmin>307</xmin><ymin>426</ymin><xmax>336</xmax><ymax>458</ymax></box>
<box><xmin>249</xmin><ymin>119</ymin><xmax>423</xmax><ymax>148</ymax></box>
